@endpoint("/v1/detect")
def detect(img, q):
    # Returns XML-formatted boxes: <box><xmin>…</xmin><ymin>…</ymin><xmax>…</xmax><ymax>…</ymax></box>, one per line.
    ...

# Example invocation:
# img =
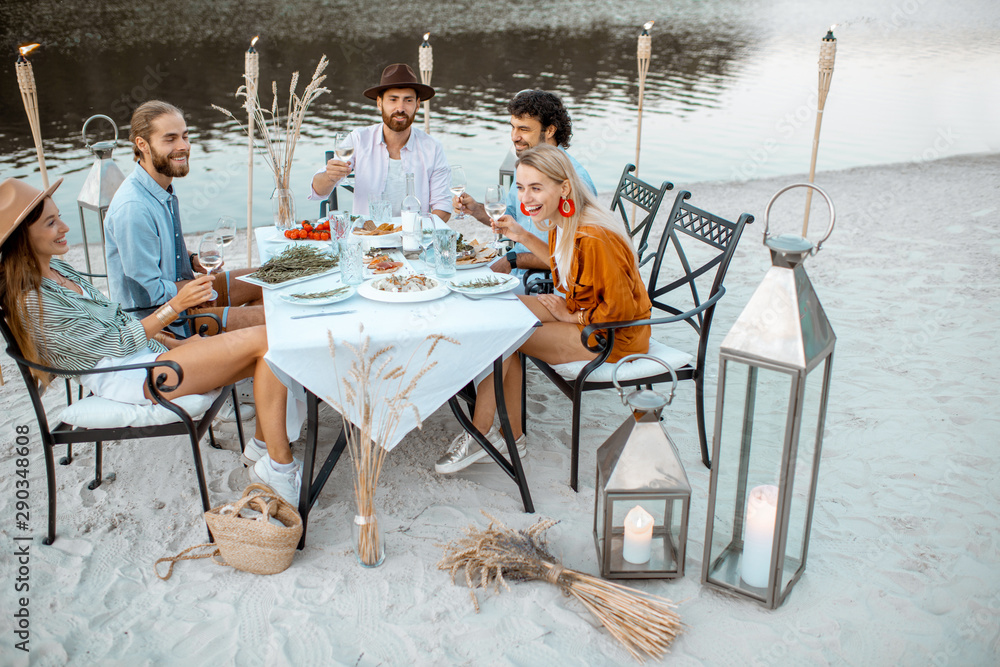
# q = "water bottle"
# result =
<box><xmin>401</xmin><ymin>172</ymin><xmax>420</xmax><ymax>252</ymax></box>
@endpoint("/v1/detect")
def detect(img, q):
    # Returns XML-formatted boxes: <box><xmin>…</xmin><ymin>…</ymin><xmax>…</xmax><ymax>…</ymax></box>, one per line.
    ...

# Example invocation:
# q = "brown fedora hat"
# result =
<box><xmin>0</xmin><ymin>177</ymin><xmax>64</xmax><ymax>248</ymax></box>
<box><xmin>363</xmin><ymin>63</ymin><xmax>435</xmax><ymax>102</ymax></box>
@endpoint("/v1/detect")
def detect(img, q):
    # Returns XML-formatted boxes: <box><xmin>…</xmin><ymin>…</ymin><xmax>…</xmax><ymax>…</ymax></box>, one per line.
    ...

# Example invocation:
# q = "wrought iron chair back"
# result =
<box><xmin>609</xmin><ymin>164</ymin><xmax>673</xmax><ymax>266</ymax></box>
<box><xmin>525</xmin><ymin>189</ymin><xmax>753</xmax><ymax>489</ymax></box>
<box><xmin>0</xmin><ymin>308</ymin><xmax>239</xmax><ymax>545</ymax></box>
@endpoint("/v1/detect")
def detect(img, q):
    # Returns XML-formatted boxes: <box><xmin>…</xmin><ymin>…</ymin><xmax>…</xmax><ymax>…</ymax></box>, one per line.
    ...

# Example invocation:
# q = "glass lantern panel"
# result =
<box><xmin>780</xmin><ymin>356</ymin><xmax>829</xmax><ymax>593</ymax></box>
<box><xmin>607</xmin><ymin>495</ymin><xmax>680</xmax><ymax>573</ymax></box>
<box><xmin>707</xmin><ymin>360</ymin><xmax>795</xmax><ymax>591</ymax></box>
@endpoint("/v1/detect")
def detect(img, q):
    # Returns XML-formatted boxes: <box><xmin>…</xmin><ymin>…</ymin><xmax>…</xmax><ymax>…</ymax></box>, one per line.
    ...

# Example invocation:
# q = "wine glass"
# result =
<box><xmin>215</xmin><ymin>216</ymin><xmax>236</xmax><ymax>248</ymax></box>
<box><xmin>484</xmin><ymin>185</ymin><xmax>507</xmax><ymax>249</ymax></box>
<box><xmin>450</xmin><ymin>166</ymin><xmax>468</xmax><ymax>220</ymax></box>
<box><xmin>197</xmin><ymin>233</ymin><xmax>224</xmax><ymax>302</ymax></box>
<box><xmin>334</xmin><ymin>132</ymin><xmax>355</xmax><ymax>162</ymax></box>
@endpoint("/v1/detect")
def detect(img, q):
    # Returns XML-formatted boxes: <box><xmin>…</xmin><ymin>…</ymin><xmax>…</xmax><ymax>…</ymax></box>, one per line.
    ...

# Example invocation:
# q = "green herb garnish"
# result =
<box><xmin>455</xmin><ymin>276</ymin><xmax>506</xmax><ymax>289</ymax></box>
<box><xmin>250</xmin><ymin>245</ymin><xmax>338</xmax><ymax>284</ymax></box>
<box><xmin>291</xmin><ymin>286</ymin><xmax>350</xmax><ymax>299</ymax></box>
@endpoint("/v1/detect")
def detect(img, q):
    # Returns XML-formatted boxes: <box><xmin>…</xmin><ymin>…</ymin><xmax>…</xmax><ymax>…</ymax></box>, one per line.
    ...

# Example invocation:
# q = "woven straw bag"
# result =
<box><xmin>155</xmin><ymin>483</ymin><xmax>303</xmax><ymax>579</ymax></box>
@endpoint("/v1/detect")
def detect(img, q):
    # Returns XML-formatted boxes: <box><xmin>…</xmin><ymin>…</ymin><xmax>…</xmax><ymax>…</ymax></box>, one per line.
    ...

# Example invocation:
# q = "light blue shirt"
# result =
<box><xmin>506</xmin><ymin>149</ymin><xmax>597</xmax><ymax>273</ymax></box>
<box><xmin>104</xmin><ymin>165</ymin><xmax>194</xmax><ymax>333</ymax></box>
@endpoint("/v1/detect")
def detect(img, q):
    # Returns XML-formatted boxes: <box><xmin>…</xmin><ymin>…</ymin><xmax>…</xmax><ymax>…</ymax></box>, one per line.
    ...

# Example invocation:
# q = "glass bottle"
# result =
<box><xmin>401</xmin><ymin>172</ymin><xmax>421</xmax><ymax>251</ymax></box>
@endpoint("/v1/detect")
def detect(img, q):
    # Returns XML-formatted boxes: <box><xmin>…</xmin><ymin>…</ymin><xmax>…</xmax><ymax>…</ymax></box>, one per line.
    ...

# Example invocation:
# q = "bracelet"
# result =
<box><xmin>154</xmin><ymin>303</ymin><xmax>178</xmax><ymax>327</ymax></box>
<box><xmin>577</xmin><ymin>310</ymin><xmax>586</xmax><ymax>326</ymax></box>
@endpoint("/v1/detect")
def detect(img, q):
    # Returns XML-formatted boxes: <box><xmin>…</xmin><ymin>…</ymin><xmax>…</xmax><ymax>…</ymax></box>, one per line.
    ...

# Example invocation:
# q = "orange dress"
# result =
<box><xmin>549</xmin><ymin>224</ymin><xmax>652</xmax><ymax>363</ymax></box>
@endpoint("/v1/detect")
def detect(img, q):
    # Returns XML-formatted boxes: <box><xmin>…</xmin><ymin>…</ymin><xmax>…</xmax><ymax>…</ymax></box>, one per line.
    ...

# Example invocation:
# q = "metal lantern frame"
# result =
<box><xmin>76</xmin><ymin>114</ymin><xmax>125</xmax><ymax>278</ymax></box>
<box><xmin>594</xmin><ymin>356</ymin><xmax>691</xmax><ymax>580</ymax></box>
<box><xmin>701</xmin><ymin>183</ymin><xmax>836</xmax><ymax>608</ymax></box>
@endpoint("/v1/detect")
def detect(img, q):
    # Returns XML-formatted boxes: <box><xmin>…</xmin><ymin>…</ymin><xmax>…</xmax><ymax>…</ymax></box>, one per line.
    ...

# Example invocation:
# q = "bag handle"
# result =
<box><xmin>154</xmin><ymin>543</ymin><xmax>223</xmax><ymax>580</ymax></box>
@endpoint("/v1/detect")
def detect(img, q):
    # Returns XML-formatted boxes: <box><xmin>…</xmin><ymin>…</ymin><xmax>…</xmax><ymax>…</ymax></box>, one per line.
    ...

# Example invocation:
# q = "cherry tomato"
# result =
<box><xmin>284</xmin><ymin>229</ymin><xmax>294</xmax><ymax>239</ymax></box>
<box><xmin>320</xmin><ymin>232</ymin><xmax>330</xmax><ymax>241</ymax></box>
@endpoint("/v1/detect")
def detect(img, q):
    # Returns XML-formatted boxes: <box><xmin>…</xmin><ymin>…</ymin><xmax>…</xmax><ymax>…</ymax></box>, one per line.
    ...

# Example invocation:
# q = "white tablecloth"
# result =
<box><xmin>255</xmin><ymin>225</ymin><xmax>538</xmax><ymax>451</ymax></box>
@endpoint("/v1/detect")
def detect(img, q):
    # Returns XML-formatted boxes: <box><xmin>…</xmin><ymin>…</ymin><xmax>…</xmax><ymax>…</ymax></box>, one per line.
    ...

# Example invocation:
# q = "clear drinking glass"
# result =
<box><xmin>368</xmin><ymin>193</ymin><xmax>391</xmax><ymax>224</ymax></box>
<box><xmin>215</xmin><ymin>216</ymin><xmax>237</xmax><ymax>248</ymax></box>
<box><xmin>339</xmin><ymin>238</ymin><xmax>364</xmax><ymax>285</ymax></box>
<box><xmin>434</xmin><ymin>228</ymin><xmax>458</xmax><ymax>277</ymax></box>
<box><xmin>420</xmin><ymin>215</ymin><xmax>436</xmax><ymax>265</ymax></box>
<box><xmin>197</xmin><ymin>233</ymin><xmax>223</xmax><ymax>301</ymax></box>
<box><xmin>484</xmin><ymin>185</ymin><xmax>507</xmax><ymax>249</ymax></box>
<box><xmin>450</xmin><ymin>166</ymin><xmax>468</xmax><ymax>220</ymax></box>
<box><xmin>334</xmin><ymin>132</ymin><xmax>355</xmax><ymax>162</ymax></box>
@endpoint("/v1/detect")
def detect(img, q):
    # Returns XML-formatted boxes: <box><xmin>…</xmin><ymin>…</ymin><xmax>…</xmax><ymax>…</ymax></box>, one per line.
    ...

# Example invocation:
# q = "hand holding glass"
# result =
<box><xmin>197</xmin><ymin>233</ymin><xmax>223</xmax><ymax>302</ymax></box>
<box><xmin>450</xmin><ymin>166</ymin><xmax>468</xmax><ymax>220</ymax></box>
<box><xmin>484</xmin><ymin>185</ymin><xmax>507</xmax><ymax>249</ymax></box>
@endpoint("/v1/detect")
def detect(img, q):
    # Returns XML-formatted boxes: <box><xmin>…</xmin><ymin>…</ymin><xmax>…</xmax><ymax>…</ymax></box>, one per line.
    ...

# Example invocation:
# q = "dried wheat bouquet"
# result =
<box><xmin>438</xmin><ymin>512</ymin><xmax>683</xmax><ymax>662</ymax></box>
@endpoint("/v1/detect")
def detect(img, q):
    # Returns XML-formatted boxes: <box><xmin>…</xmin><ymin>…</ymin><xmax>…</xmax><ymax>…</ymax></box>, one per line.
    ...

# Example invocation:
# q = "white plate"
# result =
<box><xmin>456</xmin><ymin>258</ymin><xmax>497</xmax><ymax>270</ymax></box>
<box><xmin>352</xmin><ymin>230</ymin><xmax>402</xmax><ymax>252</ymax></box>
<box><xmin>448</xmin><ymin>274</ymin><xmax>521</xmax><ymax>296</ymax></box>
<box><xmin>362</xmin><ymin>249</ymin><xmax>411</xmax><ymax>279</ymax></box>
<box><xmin>237</xmin><ymin>266</ymin><xmax>340</xmax><ymax>290</ymax></box>
<box><xmin>357</xmin><ymin>275</ymin><xmax>450</xmax><ymax>303</ymax></box>
<box><xmin>279</xmin><ymin>285</ymin><xmax>355</xmax><ymax>306</ymax></box>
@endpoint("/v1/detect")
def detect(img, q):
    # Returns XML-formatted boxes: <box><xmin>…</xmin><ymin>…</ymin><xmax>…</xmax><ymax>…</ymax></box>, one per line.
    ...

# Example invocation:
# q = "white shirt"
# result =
<box><xmin>309</xmin><ymin>123</ymin><xmax>451</xmax><ymax>217</ymax></box>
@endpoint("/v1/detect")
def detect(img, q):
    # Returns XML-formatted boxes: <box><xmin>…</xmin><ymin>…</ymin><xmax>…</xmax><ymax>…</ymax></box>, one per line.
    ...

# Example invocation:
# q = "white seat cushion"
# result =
<box><xmin>552</xmin><ymin>338</ymin><xmax>694</xmax><ymax>383</ymax></box>
<box><xmin>56</xmin><ymin>389</ymin><xmax>223</xmax><ymax>429</ymax></box>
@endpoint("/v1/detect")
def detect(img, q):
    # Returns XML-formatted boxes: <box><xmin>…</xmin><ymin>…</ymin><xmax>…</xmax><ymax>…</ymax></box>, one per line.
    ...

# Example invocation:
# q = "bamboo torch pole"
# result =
<box><xmin>633</xmin><ymin>21</ymin><xmax>653</xmax><ymax>222</ymax></box>
<box><xmin>635</xmin><ymin>21</ymin><xmax>653</xmax><ymax>176</ymax></box>
<box><xmin>419</xmin><ymin>33</ymin><xmax>433</xmax><ymax>134</ymax></box>
<box><xmin>803</xmin><ymin>26</ymin><xmax>837</xmax><ymax>237</ymax></box>
<box><xmin>15</xmin><ymin>44</ymin><xmax>49</xmax><ymax>189</ymax></box>
<box><xmin>245</xmin><ymin>36</ymin><xmax>259</xmax><ymax>266</ymax></box>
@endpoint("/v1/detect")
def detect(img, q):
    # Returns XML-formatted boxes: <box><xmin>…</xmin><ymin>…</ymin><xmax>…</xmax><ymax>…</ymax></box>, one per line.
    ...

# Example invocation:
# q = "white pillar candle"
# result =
<box><xmin>741</xmin><ymin>484</ymin><xmax>779</xmax><ymax>588</ymax></box>
<box><xmin>622</xmin><ymin>505</ymin><xmax>654</xmax><ymax>564</ymax></box>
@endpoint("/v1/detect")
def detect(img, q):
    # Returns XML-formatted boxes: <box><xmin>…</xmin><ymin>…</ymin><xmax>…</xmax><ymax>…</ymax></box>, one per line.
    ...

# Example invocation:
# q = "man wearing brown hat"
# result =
<box><xmin>309</xmin><ymin>64</ymin><xmax>451</xmax><ymax>220</ymax></box>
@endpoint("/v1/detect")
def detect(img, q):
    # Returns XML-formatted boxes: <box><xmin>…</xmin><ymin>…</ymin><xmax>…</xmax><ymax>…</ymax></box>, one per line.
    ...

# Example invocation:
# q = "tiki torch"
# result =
<box><xmin>635</xmin><ymin>21</ymin><xmax>653</xmax><ymax>175</ymax></box>
<box><xmin>419</xmin><ymin>32</ymin><xmax>433</xmax><ymax>134</ymax></box>
<box><xmin>245</xmin><ymin>35</ymin><xmax>259</xmax><ymax>265</ymax></box>
<box><xmin>803</xmin><ymin>26</ymin><xmax>837</xmax><ymax>236</ymax></box>
<box><xmin>15</xmin><ymin>44</ymin><xmax>50</xmax><ymax>189</ymax></box>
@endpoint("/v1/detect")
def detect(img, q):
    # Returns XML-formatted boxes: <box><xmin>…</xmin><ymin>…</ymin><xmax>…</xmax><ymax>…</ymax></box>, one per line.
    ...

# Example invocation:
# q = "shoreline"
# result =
<box><xmin>1</xmin><ymin>152</ymin><xmax>997</xmax><ymax>665</ymax></box>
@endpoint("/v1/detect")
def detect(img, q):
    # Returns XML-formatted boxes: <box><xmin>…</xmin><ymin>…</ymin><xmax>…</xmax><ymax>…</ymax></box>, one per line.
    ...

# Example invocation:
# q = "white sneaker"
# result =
<box><xmin>474</xmin><ymin>426</ymin><xmax>527</xmax><ymax>463</ymax></box>
<box><xmin>217</xmin><ymin>398</ymin><xmax>255</xmax><ymax>423</ymax></box>
<box><xmin>435</xmin><ymin>430</ymin><xmax>488</xmax><ymax>473</ymax></box>
<box><xmin>241</xmin><ymin>438</ymin><xmax>267</xmax><ymax>467</ymax></box>
<box><xmin>249</xmin><ymin>457</ymin><xmax>302</xmax><ymax>506</ymax></box>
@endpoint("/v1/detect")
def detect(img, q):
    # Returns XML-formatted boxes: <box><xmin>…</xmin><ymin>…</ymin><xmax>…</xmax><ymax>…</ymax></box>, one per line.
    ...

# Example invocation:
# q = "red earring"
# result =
<box><xmin>559</xmin><ymin>197</ymin><xmax>576</xmax><ymax>217</ymax></box>
<box><xmin>520</xmin><ymin>202</ymin><xmax>531</xmax><ymax>216</ymax></box>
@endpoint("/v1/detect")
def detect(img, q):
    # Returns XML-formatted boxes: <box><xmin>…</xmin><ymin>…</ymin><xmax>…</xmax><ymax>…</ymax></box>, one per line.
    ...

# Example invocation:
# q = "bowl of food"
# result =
<box><xmin>351</xmin><ymin>219</ymin><xmax>402</xmax><ymax>251</ymax></box>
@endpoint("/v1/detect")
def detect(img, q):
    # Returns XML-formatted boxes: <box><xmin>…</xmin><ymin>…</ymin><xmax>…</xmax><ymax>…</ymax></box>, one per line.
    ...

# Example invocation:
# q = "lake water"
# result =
<box><xmin>1</xmin><ymin>0</ymin><xmax>998</xmax><ymax>244</ymax></box>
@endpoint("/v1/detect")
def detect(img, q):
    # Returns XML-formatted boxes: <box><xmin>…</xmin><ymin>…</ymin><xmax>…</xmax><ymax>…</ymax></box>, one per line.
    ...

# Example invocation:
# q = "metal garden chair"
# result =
<box><xmin>525</xmin><ymin>190</ymin><xmax>754</xmax><ymax>490</ymax></box>
<box><xmin>1</xmin><ymin>310</ymin><xmax>243</xmax><ymax>545</ymax></box>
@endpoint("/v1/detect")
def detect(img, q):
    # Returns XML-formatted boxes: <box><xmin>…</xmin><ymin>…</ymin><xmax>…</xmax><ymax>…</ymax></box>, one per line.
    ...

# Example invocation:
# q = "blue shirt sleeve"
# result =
<box><xmin>108</xmin><ymin>200</ymin><xmax>179</xmax><ymax>308</ymax></box>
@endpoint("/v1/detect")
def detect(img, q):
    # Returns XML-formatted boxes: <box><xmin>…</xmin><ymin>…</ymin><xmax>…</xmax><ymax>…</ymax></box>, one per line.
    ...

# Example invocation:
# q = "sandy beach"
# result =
<box><xmin>1</xmin><ymin>152</ymin><xmax>998</xmax><ymax>665</ymax></box>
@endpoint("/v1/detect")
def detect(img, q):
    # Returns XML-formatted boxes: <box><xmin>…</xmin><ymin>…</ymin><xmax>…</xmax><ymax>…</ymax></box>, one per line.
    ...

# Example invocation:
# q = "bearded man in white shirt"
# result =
<box><xmin>309</xmin><ymin>64</ymin><xmax>452</xmax><ymax>221</ymax></box>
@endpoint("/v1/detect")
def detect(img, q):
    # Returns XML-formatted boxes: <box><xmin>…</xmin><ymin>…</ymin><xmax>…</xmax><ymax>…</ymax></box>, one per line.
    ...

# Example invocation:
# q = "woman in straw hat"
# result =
<box><xmin>436</xmin><ymin>144</ymin><xmax>651</xmax><ymax>473</ymax></box>
<box><xmin>0</xmin><ymin>178</ymin><xmax>301</xmax><ymax>504</ymax></box>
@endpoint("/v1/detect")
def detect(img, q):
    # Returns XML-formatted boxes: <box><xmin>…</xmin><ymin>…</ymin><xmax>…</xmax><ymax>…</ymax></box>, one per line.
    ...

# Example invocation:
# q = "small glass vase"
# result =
<box><xmin>352</xmin><ymin>514</ymin><xmax>385</xmax><ymax>568</ymax></box>
<box><xmin>272</xmin><ymin>188</ymin><xmax>296</xmax><ymax>231</ymax></box>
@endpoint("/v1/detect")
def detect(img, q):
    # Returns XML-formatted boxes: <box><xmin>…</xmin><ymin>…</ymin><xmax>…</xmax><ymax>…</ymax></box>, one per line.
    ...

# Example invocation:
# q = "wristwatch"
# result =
<box><xmin>506</xmin><ymin>250</ymin><xmax>518</xmax><ymax>269</ymax></box>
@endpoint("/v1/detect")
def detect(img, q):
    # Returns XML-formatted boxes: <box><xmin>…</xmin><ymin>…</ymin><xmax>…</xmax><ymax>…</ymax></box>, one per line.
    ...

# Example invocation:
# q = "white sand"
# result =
<box><xmin>1</xmin><ymin>153</ymin><xmax>998</xmax><ymax>665</ymax></box>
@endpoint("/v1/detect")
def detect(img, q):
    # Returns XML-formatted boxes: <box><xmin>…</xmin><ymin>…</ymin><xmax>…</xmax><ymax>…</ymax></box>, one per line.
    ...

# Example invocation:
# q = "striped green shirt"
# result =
<box><xmin>26</xmin><ymin>258</ymin><xmax>166</xmax><ymax>375</ymax></box>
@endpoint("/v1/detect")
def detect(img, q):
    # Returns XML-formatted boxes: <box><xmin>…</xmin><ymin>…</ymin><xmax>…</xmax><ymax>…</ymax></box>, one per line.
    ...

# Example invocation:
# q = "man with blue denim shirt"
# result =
<box><xmin>105</xmin><ymin>101</ymin><xmax>264</xmax><ymax>337</ymax></box>
<box><xmin>454</xmin><ymin>90</ymin><xmax>597</xmax><ymax>277</ymax></box>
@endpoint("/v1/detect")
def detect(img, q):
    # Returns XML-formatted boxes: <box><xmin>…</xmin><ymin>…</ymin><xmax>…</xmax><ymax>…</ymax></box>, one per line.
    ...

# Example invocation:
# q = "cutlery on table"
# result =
<box><xmin>290</xmin><ymin>309</ymin><xmax>358</xmax><ymax>320</ymax></box>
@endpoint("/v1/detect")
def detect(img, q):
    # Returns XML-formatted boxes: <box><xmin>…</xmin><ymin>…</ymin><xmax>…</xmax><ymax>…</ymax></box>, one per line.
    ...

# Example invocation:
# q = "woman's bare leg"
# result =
<box><xmin>145</xmin><ymin>326</ymin><xmax>291</xmax><ymax>462</ymax></box>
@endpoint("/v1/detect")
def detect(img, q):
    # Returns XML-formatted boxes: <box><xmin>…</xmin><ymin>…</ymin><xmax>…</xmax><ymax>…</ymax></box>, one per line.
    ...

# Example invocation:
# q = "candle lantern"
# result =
<box><xmin>76</xmin><ymin>114</ymin><xmax>125</xmax><ymax>278</ymax></box>
<box><xmin>701</xmin><ymin>183</ymin><xmax>836</xmax><ymax>608</ymax></box>
<box><xmin>594</xmin><ymin>356</ymin><xmax>691</xmax><ymax>580</ymax></box>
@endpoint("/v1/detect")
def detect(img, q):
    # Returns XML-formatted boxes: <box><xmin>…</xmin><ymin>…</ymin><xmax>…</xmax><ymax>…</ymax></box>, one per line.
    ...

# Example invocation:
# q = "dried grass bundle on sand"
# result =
<box><xmin>439</xmin><ymin>512</ymin><xmax>683</xmax><ymax>662</ymax></box>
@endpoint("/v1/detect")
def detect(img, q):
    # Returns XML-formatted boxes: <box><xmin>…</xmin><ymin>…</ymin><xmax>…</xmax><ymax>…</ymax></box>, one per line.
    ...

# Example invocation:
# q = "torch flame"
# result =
<box><xmin>643</xmin><ymin>20</ymin><xmax>654</xmax><ymax>31</ymax></box>
<box><xmin>19</xmin><ymin>43</ymin><xmax>40</xmax><ymax>57</ymax></box>
<box><xmin>251</xmin><ymin>35</ymin><xmax>259</xmax><ymax>48</ymax></box>
<box><xmin>423</xmin><ymin>32</ymin><xmax>431</xmax><ymax>42</ymax></box>
<box><xmin>829</xmin><ymin>24</ymin><xmax>837</xmax><ymax>32</ymax></box>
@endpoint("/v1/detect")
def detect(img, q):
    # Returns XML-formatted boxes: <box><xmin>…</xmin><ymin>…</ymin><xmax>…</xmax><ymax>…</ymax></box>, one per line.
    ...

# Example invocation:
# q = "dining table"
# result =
<box><xmin>252</xmin><ymin>223</ymin><xmax>539</xmax><ymax>547</ymax></box>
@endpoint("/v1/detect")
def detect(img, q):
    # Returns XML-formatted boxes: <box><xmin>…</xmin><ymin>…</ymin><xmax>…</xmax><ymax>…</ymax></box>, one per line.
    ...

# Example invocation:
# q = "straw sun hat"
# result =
<box><xmin>0</xmin><ymin>177</ymin><xmax>64</xmax><ymax>248</ymax></box>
